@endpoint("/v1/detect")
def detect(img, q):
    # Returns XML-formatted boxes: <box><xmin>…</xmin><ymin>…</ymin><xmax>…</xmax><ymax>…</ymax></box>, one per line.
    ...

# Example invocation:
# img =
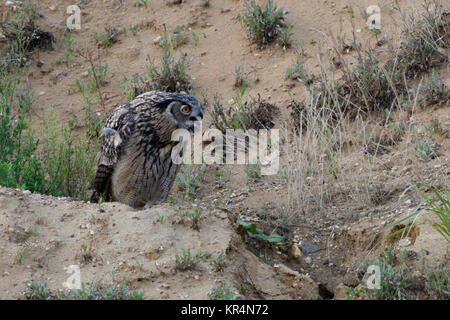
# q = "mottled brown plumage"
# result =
<box><xmin>91</xmin><ymin>91</ymin><xmax>203</xmax><ymax>208</ymax></box>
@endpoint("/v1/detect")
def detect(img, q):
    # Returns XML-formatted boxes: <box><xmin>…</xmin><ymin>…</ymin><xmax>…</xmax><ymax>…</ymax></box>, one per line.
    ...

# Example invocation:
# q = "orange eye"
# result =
<box><xmin>181</xmin><ymin>105</ymin><xmax>191</xmax><ymax>114</ymax></box>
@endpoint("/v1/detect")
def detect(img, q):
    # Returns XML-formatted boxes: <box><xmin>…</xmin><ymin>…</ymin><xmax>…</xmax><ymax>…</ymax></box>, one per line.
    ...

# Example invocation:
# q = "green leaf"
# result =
<box><xmin>237</xmin><ymin>219</ymin><xmax>285</xmax><ymax>243</ymax></box>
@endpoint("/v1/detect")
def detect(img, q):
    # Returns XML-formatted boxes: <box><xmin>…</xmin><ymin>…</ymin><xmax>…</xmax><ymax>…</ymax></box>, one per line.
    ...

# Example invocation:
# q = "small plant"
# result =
<box><xmin>211</xmin><ymin>250</ymin><xmax>228</xmax><ymax>272</ymax></box>
<box><xmin>237</xmin><ymin>219</ymin><xmax>285</xmax><ymax>243</ymax></box>
<box><xmin>144</xmin><ymin>27</ymin><xmax>192</xmax><ymax>93</ymax></box>
<box><xmin>26</xmin><ymin>279</ymin><xmax>52</xmax><ymax>300</ymax></box>
<box><xmin>43</xmin><ymin>110</ymin><xmax>98</xmax><ymax>200</ymax></box>
<box><xmin>421</xmin><ymin>69</ymin><xmax>450</xmax><ymax>106</ymax></box>
<box><xmin>129</xmin><ymin>24</ymin><xmax>141</xmax><ymax>36</ymax></box>
<box><xmin>191</xmin><ymin>31</ymin><xmax>199</xmax><ymax>46</ymax></box>
<box><xmin>80</xmin><ymin>243</ymin><xmax>93</xmax><ymax>263</ymax></box>
<box><xmin>57</xmin><ymin>32</ymin><xmax>73</xmax><ymax>65</ymax></box>
<box><xmin>277</xmin><ymin>23</ymin><xmax>294</xmax><ymax>48</ymax></box>
<box><xmin>414</xmin><ymin>131</ymin><xmax>438</xmax><ymax>161</ymax></box>
<box><xmin>233</xmin><ymin>66</ymin><xmax>248</xmax><ymax>90</ymax></box>
<box><xmin>69</xmin><ymin>281</ymin><xmax>143</xmax><ymax>300</ymax></box>
<box><xmin>135</xmin><ymin>0</ymin><xmax>149</xmax><ymax>8</ymax></box>
<box><xmin>157</xmin><ymin>214</ymin><xmax>165</xmax><ymax>223</ymax></box>
<box><xmin>210</xmin><ymin>89</ymin><xmax>277</xmax><ymax>133</ymax></box>
<box><xmin>383</xmin><ymin>185</ymin><xmax>449</xmax><ymax>246</ymax></box>
<box><xmin>0</xmin><ymin>0</ymin><xmax>53</xmax><ymax>67</ymax></box>
<box><xmin>363</xmin><ymin>247</ymin><xmax>417</xmax><ymax>300</ymax></box>
<box><xmin>92</xmin><ymin>27</ymin><xmax>119</xmax><ymax>48</ymax></box>
<box><xmin>244</xmin><ymin>163</ymin><xmax>261</xmax><ymax>180</ymax></box>
<box><xmin>175</xmin><ymin>249</ymin><xmax>203</xmax><ymax>271</ymax></box>
<box><xmin>423</xmin><ymin>262</ymin><xmax>449</xmax><ymax>299</ymax></box>
<box><xmin>285</xmin><ymin>55</ymin><xmax>307</xmax><ymax>81</ymax></box>
<box><xmin>17</xmin><ymin>247</ymin><xmax>26</xmax><ymax>264</ymax></box>
<box><xmin>26</xmin><ymin>279</ymin><xmax>143</xmax><ymax>300</ymax></box>
<box><xmin>176</xmin><ymin>163</ymin><xmax>205</xmax><ymax>199</ymax></box>
<box><xmin>239</xmin><ymin>0</ymin><xmax>291</xmax><ymax>47</ymax></box>
<box><xmin>395</xmin><ymin>0</ymin><xmax>449</xmax><ymax>79</ymax></box>
<box><xmin>187</xmin><ymin>207</ymin><xmax>202</xmax><ymax>231</ymax></box>
<box><xmin>159</xmin><ymin>25</ymin><xmax>187</xmax><ymax>49</ymax></box>
<box><xmin>208</xmin><ymin>285</ymin><xmax>236</xmax><ymax>300</ymax></box>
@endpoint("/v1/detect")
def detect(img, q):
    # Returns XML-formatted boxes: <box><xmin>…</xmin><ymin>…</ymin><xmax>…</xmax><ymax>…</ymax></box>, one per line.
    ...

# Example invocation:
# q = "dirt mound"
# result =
<box><xmin>0</xmin><ymin>186</ymin><xmax>320</xmax><ymax>299</ymax></box>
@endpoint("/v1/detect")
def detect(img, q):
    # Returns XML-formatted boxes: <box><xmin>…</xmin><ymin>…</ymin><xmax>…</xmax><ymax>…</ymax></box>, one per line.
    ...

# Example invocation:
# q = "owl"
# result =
<box><xmin>91</xmin><ymin>91</ymin><xmax>203</xmax><ymax>209</ymax></box>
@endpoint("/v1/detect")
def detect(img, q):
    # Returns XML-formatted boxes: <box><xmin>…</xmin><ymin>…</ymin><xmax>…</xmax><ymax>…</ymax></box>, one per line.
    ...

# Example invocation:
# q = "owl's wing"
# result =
<box><xmin>92</xmin><ymin>102</ymin><xmax>136</xmax><ymax>200</ymax></box>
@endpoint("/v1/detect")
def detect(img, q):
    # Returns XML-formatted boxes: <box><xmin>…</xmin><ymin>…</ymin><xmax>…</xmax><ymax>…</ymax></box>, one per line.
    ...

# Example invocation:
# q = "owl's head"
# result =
<box><xmin>167</xmin><ymin>92</ymin><xmax>204</xmax><ymax>132</ymax></box>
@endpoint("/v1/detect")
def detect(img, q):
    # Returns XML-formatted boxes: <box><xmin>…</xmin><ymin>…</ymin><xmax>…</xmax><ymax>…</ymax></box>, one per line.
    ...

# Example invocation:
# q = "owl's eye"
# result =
<box><xmin>180</xmin><ymin>105</ymin><xmax>191</xmax><ymax>114</ymax></box>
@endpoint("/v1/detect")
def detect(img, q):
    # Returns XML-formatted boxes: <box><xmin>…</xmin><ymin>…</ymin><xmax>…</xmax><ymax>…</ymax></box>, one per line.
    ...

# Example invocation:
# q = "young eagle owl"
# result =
<box><xmin>91</xmin><ymin>91</ymin><xmax>203</xmax><ymax>209</ymax></box>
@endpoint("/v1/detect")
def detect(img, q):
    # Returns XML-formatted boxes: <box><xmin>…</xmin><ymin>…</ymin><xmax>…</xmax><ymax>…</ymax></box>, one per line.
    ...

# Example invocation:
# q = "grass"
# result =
<box><xmin>394</xmin><ymin>0</ymin><xmax>449</xmax><ymax>79</ymax></box>
<box><xmin>211</xmin><ymin>250</ymin><xmax>228</xmax><ymax>272</ymax></box>
<box><xmin>187</xmin><ymin>207</ymin><xmax>203</xmax><ymax>231</ymax></box>
<box><xmin>175</xmin><ymin>249</ymin><xmax>203</xmax><ymax>271</ymax></box>
<box><xmin>43</xmin><ymin>110</ymin><xmax>98</xmax><ymax>200</ymax></box>
<box><xmin>413</xmin><ymin>130</ymin><xmax>438</xmax><ymax>161</ymax></box>
<box><xmin>364</xmin><ymin>250</ymin><xmax>416</xmax><ymax>300</ymax></box>
<box><xmin>92</xmin><ymin>27</ymin><xmax>119</xmax><ymax>48</ymax></box>
<box><xmin>17</xmin><ymin>247</ymin><xmax>26</xmax><ymax>264</ymax></box>
<box><xmin>351</xmin><ymin>246</ymin><xmax>450</xmax><ymax>300</ymax></box>
<box><xmin>208</xmin><ymin>285</ymin><xmax>236</xmax><ymax>300</ymax></box>
<box><xmin>407</xmin><ymin>185</ymin><xmax>449</xmax><ymax>243</ymax></box>
<box><xmin>420</xmin><ymin>69</ymin><xmax>450</xmax><ymax>106</ymax></box>
<box><xmin>244</xmin><ymin>163</ymin><xmax>261</xmax><ymax>181</ymax></box>
<box><xmin>239</xmin><ymin>0</ymin><xmax>292</xmax><ymax>47</ymax></box>
<box><xmin>147</xmin><ymin>26</ymin><xmax>192</xmax><ymax>93</ymax></box>
<box><xmin>0</xmin><ymin>0</ymin><xmax>52</xmax><ymax>67</ymax></box>
<box><xmin>122</xmin><ymin>27</ymin><xmax>192</xmax><ymax>98</ymax></box>
<box><xmin>175</xmin><ymin>163</ymin><xmax>205</xmax><ymax>199</ymax></box>
<box><xmin>210</xmin><ymin>88</ymin><xmax>277</xmax><ymax>133</ymax></box>
<box><xmin>233</xmin><ymin>66</ymin><xmax>248</xmax><ymax>90</ymax></box>
<box><xmin>26</xmin><ymin>279</ymin><xmax>143</xmax><ymax>300</ymax></box>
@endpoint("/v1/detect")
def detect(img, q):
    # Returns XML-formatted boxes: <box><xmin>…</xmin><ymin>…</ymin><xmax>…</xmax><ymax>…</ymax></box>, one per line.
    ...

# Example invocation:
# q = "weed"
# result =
<box><xmin>420</xmin><ymin>69</ymin><xmax>450</xmax><ymax>106</ymax></box>
<box><xmin>277</xmin><ymin>23</ymin><xmax>294</xmax><ymax>48</ymax></box>
<box><xmin>146</xmin><ymin>26</ymin><xmax>192</xmax><ymax>92</ymax></box>
<box><xmin>26</xmin><ymin>278</ymin><xmax>143</xmax><ymax>300</ymax></box>
<box><xmin>191</xmin><ymin>31</ymin><xmax>200</xmax><ymax>46</ymax></box>
<box><xmin>211</xmin><ymin>250</ymin><xmax>228</xmax><ymax>272</ymax></box>
<box><xmin>176</xmin><ymin>163</ymin><xmax>205</xmax><ymax>199</ymax></box>
<box><xmin>1</xmin><ymin>0</ymin><xmax>52</xmax><ymax>67</ymax></box>
<box><xmin>175</xmin><ymin>249</ymin><xmax>203</xmax><ymax>271</ymax></box>
<box><xmin>423</xmin><ymin>262</ymin><xmax>449</xmax><ymax>299</ymax></box>
<box><xmin>92</xmin><ymin>27</ymin><xmax>119</xmax><ymax>48</ymax></box>
<box><xmin>69</xmin><ymin>281</ymin><xmax>143</xmax><ymax>300</ymax></box>
<box><xmin>187</xmin><ymin>207</ymin><xmax>202</xmax><ymax>231</ymax></box>
<box><xmin>285</xmin><ymin>52</ymin><xmax>307</xmax><ymax>81</ymax></box>
<box><xmin>239</xmin><ymin>0</ymin><xmax>291</xmax><ymax>47</ymax></box>
<box><xmin>43</xmin><ymin>110</ymin><xmax>98</xmax><ymax>200</ymax></box>
<box><xmin>383</xmin><ymin>185</ymin><xmax>449</xmax><ymax>248</ymax></box>
<box><xmin>210</xmin><ymin>89</ymin><xmax>277</xmax><ymax>133</ymax></box>
<box><xmin>414</xmin><ymin>131</ymin><xmax>438</xmax><ymax>161</ymax></box>
<box><xmin>135</xmin><ymin>0</ymin><xmax>149</xmax><ymax>8</ymax></box>
<box><xmin>17</xmin><ymin>247</ymin><xmax>26</xmax><ymax>264</ymax></box>
<box><xmin>395</xmin><ymin>0</ymin><xmax>449</xmax><ymax>79</ymax></box>
<box><xmin>129</xmin><ymin>24</ymin><xmax>141</xmax><ymax>36</ymax></box>
<box><xmin>25</xmin><ymin>279</ymin><xmax>52</xmax><ymax>300</ymax></box>
<box><xmin>364</xmin><ymin>247</ymin><xmax>417</xmax><ymax>300</ymax></box>
<box><xmin>244</xmin><ymin>163</ymin><xmax>261</xmax><ymax>180</ymax></box>
<box><xmin>161</xmin><ymin>25</ymin><xmax>188</xmax><ymax>49</ymax></box>
<box><xmin>233</xmin><ymin>66</ymin><xmax>248</xmax><ymax>90</ymax></box>
<box><xmin>80</xmin><ymin>243</ymin><xmax>93</xmax><ymax>263</ymax></box>
<box><xmin>208</xmin><ymin>285</ymin><xmax>236</xmax><ymax>300</ymax></box>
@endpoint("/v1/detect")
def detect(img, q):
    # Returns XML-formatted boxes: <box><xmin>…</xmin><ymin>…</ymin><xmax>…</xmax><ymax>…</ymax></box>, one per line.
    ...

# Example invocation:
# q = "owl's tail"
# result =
<box><xmin>91</xmin><ymin>164</ymin><xmax>114</xmax><ymax>203</ymax></box>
